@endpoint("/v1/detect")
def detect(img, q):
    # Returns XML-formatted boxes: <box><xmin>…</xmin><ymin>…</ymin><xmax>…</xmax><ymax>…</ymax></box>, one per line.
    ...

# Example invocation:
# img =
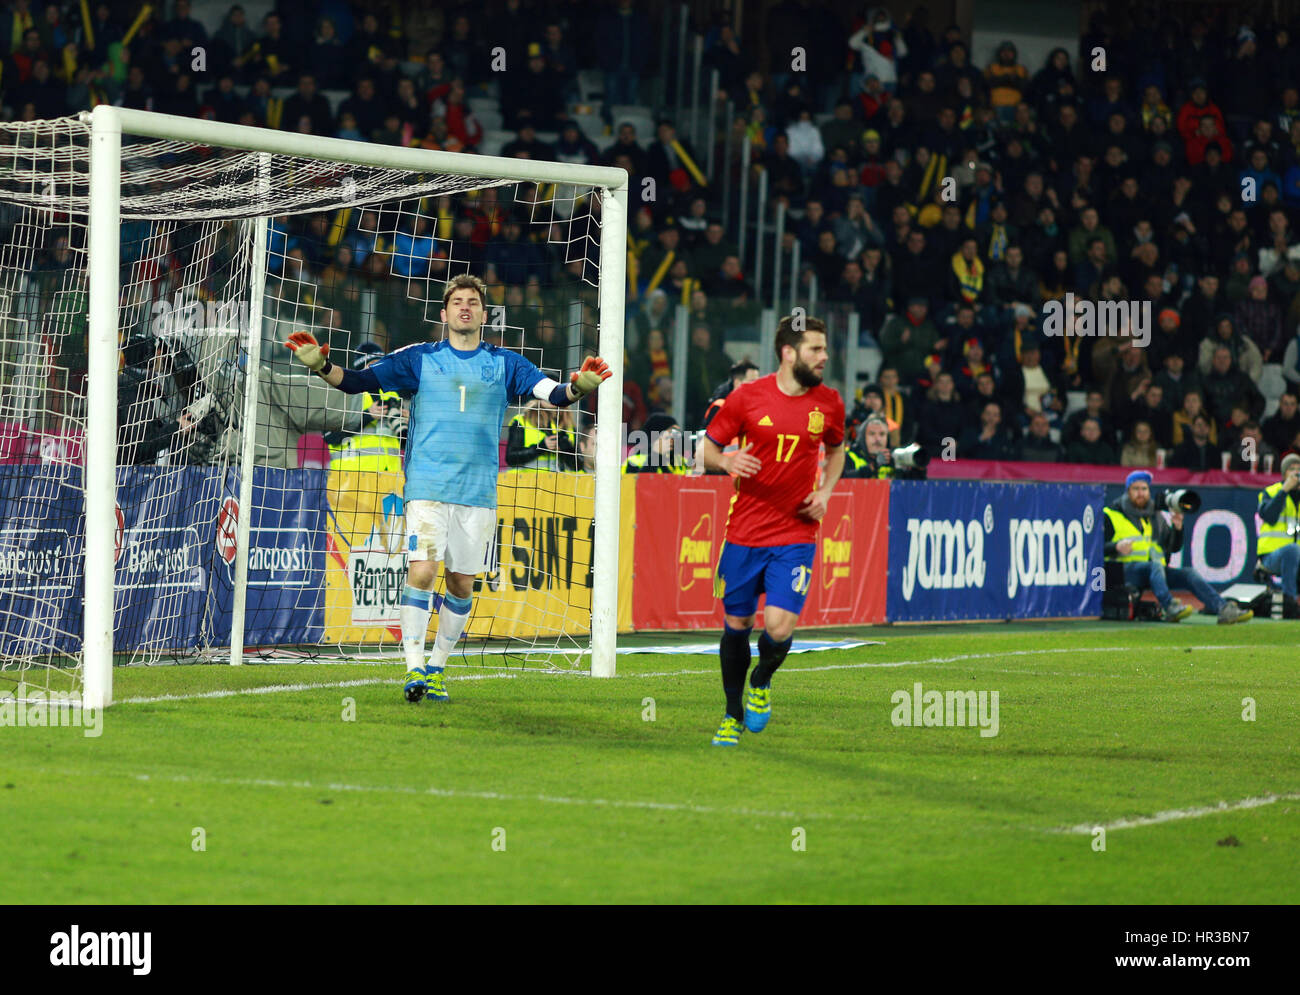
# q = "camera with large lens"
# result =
<box><xmin>892</xmin><ymin>443</ymin><xmax>930</xmax><ymax>470</ymax></box>
<box><xmin>1164</xmin><ymin>488</ymin><xmax>1201</xmax><ymax>513</ymax></box>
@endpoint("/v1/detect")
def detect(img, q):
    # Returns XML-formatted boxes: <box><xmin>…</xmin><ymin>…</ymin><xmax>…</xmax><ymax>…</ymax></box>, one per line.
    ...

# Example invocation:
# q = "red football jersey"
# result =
<box><xmin>704</xmin><ymin>373</ymin><xmax>846</xmax><ymax>546</ymax></box>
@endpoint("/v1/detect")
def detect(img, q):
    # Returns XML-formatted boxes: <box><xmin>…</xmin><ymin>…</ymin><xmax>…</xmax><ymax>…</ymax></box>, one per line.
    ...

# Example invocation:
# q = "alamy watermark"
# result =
<box><xmin>0</xmin><ymin>688</ymin><xmax>102</xmax><ymax>737</ymax></box>
<box><xmin>890</xmin><ymin>682</ymin><xmax>999</xmax><ymax>738</ymax></box>
<box><xmin>150</xmin><ymin>293</ymin><xmax>251</xmax><ymax>340</ymax></box>
<box><xmin>1042</xmin><ymin>295</ymin><xmax>1151</xmax><ymax>350</ymax></box>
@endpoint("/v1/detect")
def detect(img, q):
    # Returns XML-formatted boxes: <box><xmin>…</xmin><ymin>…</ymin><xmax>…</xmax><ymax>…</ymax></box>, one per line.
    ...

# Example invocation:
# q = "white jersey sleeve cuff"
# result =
<box><xmin>533</xmin><ymin>377</ymin><xmax>562</xmax><ymax>401</ymax></box>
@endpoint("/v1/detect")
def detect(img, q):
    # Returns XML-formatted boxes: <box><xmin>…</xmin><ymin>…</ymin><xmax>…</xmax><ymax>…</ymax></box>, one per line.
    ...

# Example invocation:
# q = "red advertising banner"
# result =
<box><xmin>631</xmin><ymin>476</ymin><xmax>889</xmax><ymax>630</ymax></box>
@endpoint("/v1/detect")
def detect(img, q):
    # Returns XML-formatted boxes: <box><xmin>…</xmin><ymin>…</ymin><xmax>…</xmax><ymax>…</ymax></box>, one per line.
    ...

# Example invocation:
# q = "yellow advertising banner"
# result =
<box><xmin>323</xmin><ymin>467</ymin><xmax>635</xmax><ymax>643</ymax></box>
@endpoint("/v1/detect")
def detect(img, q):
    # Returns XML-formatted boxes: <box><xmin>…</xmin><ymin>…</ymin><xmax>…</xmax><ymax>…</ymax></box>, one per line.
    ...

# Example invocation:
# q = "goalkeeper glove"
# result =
<box><xmin>569</xmin><ymin>356</ymin><xmax>611</xmax><ymax>398</ymax></box>
<box><xmin>285</xmin><ymin>331</ymin><xmax>331</xmax><ymax>373</ymax></box>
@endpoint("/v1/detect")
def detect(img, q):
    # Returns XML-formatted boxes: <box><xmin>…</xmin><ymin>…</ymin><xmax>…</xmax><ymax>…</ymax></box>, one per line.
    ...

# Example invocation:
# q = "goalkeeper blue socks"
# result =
<box><xmin>750</xmin><ymin>631</ymin><xmax>792</xmax><ymax>688</ymax></box>
<box><xmin>400</xmin><ymin>585</ymin><xmax>432</xmax><ymax>672</ymax></box>
<box><xmin>428</xmin><ymin>591</ymin><xmax>472</xmax><ymax>669</ymax></box>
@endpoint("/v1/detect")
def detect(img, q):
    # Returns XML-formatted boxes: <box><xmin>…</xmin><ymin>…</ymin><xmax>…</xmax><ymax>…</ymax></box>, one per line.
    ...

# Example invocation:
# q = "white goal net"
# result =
<box><xmin>0</xmin><ymin>108</ymin><xmax>626</xmax><ymax>706</ymax></box>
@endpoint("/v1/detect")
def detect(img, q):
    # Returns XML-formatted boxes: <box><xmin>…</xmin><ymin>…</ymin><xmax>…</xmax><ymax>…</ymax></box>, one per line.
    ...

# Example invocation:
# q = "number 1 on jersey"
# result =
<box><xmin>459</xmin><ymin>384</ymin><xmax>466</xmax><ymax>412</ymax></box>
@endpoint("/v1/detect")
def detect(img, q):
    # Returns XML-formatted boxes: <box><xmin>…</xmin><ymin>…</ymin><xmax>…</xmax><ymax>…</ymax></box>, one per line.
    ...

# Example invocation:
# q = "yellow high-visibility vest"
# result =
<box><xmin>1256</xmin><ymin>482</ymin><xmax>1300</xmax><ymax>555</ymax></box>
<box><xmin>330</xmin><ymin>432</ymin><xmax>402</xmax><ymax>473</ymax></box>
<box><xmin>622</xmin><ymin>452</ymin><xmax>689</xmax><ymax>474</ymax></box>
<box><xmin>1104</xmin><ymin>506</ymin><xmax>1164</xmax><ymax>564</ymax></box>
<box><xmin>508</xmin><ymin>412</ymin><xmax>574</xmax><ymax>472</ymax></box>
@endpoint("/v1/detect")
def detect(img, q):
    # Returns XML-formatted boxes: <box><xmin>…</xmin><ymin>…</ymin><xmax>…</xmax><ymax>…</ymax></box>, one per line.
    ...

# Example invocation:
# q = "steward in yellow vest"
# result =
<box><xmin>330</xmin><ymin>344</ymin><xmax>405</xmax><ymax>472</ymax></box>
<box><xmin>622</xmin><ymin>411</ymin><xmax>691</xmax><ymax>474</ymax></box>
<box><xmin>1255</xmin><ymin>453</ymin><xmax>1300</xmax><ymax>616</ymax></box>
<box><xmin>506</xmin><ymin>401</ymin><xmax>579</xmax><ymax>472</ymax></box>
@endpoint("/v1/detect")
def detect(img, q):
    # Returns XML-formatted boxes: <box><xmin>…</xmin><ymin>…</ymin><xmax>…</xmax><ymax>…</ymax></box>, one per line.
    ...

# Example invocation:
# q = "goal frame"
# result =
<box><xmin>82</xmin><ymin>105</ymin><xmax>629</xmax><ymax>707</ymax></box>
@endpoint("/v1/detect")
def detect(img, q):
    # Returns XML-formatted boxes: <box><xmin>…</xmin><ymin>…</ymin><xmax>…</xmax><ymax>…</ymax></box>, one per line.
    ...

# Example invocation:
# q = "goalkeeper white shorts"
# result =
<box><xmin>405</xmin><ymin>500</ymin><xmax>496</xmax><ymax>575</ymax></box>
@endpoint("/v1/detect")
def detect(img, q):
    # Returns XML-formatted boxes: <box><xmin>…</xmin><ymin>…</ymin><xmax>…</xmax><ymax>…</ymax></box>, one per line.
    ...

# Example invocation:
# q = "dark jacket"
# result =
<box><xmin>1168</xmin><ymin>437</ymin><xmax>1222</xmax><ymax>471</ymax></box>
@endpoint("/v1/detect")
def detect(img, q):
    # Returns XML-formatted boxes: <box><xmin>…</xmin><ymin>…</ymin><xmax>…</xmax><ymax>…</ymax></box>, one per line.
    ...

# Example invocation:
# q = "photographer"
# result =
<box><xmin>846</xmin><ymin>414</ymin><xmax>927</xmax><ymax>479</ymax></box>
<box><xmin>1256</xmin><ymin>452</ymin><xmax>1300</xmax><ymax>619</ymax></box>
<box><xmin>116</xmin><ymin>337</ymin><xmax>200</xmax><ymax>466</ymax></box>
<box><xmin>1103</xmin><ymin>470</ymin><xmax>1252</xmax><ymax>624</ymax></box>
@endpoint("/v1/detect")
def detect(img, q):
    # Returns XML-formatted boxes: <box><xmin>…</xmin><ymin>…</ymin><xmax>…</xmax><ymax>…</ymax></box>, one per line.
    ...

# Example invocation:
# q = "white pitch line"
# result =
<box><xmin>118</xmin><ymin>673</ymin><xmax>516</xmax><ymax>705</ymax></box>
<box><xmin>626</xmin><ymin>644</ymin><xmax>1256</xmax><ymax>679</ymax></box>
<box><xmin>112</xmin><ymin>645</ymin><xmax>1257</xmax><ymax>706</ymax></box>
<box><xmin>1054</xmin><ymin>792</ymin><xmax>1300</xmax><ymax>834</ymax></box>
<box><xmin>126</xmin><ymin>771</ymin><xmax>869</xmax><ymax>823</ymax></box>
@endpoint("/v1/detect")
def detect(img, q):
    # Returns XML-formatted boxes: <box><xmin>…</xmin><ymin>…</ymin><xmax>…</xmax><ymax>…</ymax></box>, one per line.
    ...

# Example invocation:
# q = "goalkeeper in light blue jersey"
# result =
<box><xmin>286</xmin><ymin>274</ymin><xmax>611</xmax><ymax>704</ymax></box>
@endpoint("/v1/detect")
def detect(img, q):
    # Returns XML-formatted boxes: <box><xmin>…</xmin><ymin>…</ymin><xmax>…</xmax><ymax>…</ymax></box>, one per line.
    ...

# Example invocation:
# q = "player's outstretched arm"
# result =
<box><xmin>285</xmin><ymin>331</ymin><xmax>344</xmax><ymax>387</ymax></box>
<box><xmin>285</xmin><ymin>330</ymin><xmax>385</xmax><ymax>395</ymax></box>
<box><xmin>565</xmin><ymin>355</ymin><xmax>612</xmax><ymax>403</ymax></box>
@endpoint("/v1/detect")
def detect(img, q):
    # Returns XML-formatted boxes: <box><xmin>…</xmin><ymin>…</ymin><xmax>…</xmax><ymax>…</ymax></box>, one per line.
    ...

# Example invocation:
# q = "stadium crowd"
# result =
<box><xmin>4</xmin><ymin>2</ymin><xmax>1300</xmax><ymax>471</ymax></box>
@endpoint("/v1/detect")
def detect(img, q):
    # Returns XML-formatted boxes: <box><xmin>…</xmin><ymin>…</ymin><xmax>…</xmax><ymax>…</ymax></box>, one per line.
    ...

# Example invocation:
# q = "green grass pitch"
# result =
<box><xmin>2</xmin><ymin>620</ymin><xmax>1296</xmax><ymax>904</ymax></box>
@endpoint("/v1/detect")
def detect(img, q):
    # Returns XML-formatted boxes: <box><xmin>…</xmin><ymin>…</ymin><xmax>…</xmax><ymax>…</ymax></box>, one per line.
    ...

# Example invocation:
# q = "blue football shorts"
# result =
<box><xmin>713</xmin><ymin>540</ymin><xmax>816</xmax><ymax>617</ymax></box>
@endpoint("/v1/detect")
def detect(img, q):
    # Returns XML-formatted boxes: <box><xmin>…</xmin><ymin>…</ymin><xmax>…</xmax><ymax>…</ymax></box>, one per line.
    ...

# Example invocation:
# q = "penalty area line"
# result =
<box><xmin>126</xmin><ymin>770</ymin><xmax>871</xmax><ymax>824</ymax></box>
<box><xmin>1051</xmin><ymin>792</ymin><xmax>1300</xmax><ymax>834</ymax></box>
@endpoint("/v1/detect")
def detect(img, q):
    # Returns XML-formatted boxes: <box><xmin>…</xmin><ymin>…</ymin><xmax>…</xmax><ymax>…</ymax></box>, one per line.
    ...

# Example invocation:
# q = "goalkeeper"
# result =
<box><xmin>287</xmin><ymin>274</ymin><xmax>611</xmax><ymax>703</ymax></box>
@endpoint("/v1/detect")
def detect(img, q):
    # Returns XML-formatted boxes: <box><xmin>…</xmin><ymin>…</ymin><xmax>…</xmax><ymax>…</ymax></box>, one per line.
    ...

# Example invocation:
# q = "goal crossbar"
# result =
<box><xmin>81</xmin><ymin>105</ymin><xmax>629</xmax><ymax>707</ymax></box>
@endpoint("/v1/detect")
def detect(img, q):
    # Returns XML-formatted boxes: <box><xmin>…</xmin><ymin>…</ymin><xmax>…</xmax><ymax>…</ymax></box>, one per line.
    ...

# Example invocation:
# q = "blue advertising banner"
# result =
<box><xmin>886</xmin><ymin>480</ymin><xmax>1105</xmax><ymax>622</ymax></box>
<box><xmin>0</xmin><ymin>465</ymin><xmax>328</xmax><ymax>656</ymax></box>
<box><xmin>206</xmin><ymin>467</ymin><xmax>328</xmax><ymax>647</ymax></box>
<box><xmin>1101</xmin><ymin>482</ymin><xmax>1273</xmax><ymax>589</ymax></box>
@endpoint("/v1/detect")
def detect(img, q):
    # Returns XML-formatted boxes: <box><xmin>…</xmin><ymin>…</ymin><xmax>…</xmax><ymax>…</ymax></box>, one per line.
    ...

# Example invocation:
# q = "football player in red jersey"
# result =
<box><xmin>696</xmin><ymin>315</ymin><xmax>846</xmax><ymax>745</ymax></box>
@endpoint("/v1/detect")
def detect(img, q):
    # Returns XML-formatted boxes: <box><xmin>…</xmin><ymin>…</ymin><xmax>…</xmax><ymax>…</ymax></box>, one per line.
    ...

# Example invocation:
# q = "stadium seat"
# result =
<box><xmin>577</xmin><ymin>70</ymin><xmax>604</xmax><ymax>104</ymax></box>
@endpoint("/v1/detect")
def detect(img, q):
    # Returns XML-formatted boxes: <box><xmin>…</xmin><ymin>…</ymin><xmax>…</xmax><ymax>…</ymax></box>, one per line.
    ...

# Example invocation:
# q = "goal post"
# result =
<box><xmin>65</xmin><ymin>105</ymin><xmax>632</xmax><ymax>706</ymax></box>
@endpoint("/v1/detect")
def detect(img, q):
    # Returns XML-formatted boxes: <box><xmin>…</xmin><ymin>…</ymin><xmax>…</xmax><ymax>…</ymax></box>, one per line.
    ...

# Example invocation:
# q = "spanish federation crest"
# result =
<box><xmin>807</xmin><ymin>408</ymin><xmax>825</xmax><ymax>434</ymax></box>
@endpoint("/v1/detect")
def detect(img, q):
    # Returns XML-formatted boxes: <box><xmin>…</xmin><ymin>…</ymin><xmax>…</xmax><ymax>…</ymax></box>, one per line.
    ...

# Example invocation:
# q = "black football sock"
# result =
<box><xmin>719</xmin><ymin>624</ymin><xmax>753</xmax><ymax>721</ymax></box>
<box><xmin>751</xmin><ymin>631</ymin><xmax>793</xmax><ymax>687</ymax></box>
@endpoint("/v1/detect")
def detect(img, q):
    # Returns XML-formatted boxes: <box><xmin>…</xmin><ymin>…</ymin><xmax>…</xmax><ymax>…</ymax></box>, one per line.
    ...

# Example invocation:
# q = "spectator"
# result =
<box><xmin>442</xmin><ymin>14</ymin><xmax>482</xmax><ymax>86</ymax></box>
<box><xmin>1263</xmin><ymin>392</ymin><xmax>1300</xmax><ymax>453</ymax></box>
<box><xmin>1198</xmin><ymin>314</ymin><xmax>1264</xmax><ymax>382</ymax></box>
<box><xmin>253</xmin><ymin>11</ymin><xmax>294</xmax><ymax>84</ymax></box>
<box><xmin>917</xmin><ymin>371</ymin><xmax>966</xmax><ymax>450</ymax></box>
<box><xmin>430</xmin><ymin>78</ymin><xmax>483</xmax><ymax>151</ymax></box>
<box><xmin>960</xmin><ymin>400</ymin><xmax>1020</xmax><ymax>459</ymax></box>
<box><xmin>1001</xmin><ymin>340</ymin><xmax>1063</xmax><ymax>428</ymax></box>
<box><xmin>1234</xmin><ymin>275</ymin><xmax>1286</xmax><ymax>361</ymax></box>
<box><xmin>647</xmin><ymin>120</ymin><xmax>705</xmax><ymax>206</ymax></box>
<box><xmin>606</xmin><ymin>121</ymin><xmax>649</xmax><ymax>178</ymax></box>
<box><xmin>339</xmin><ymin>78</ymin><xmax>386</xmax><ymax>141</ymax></box>
<box><xmin>1229</xmin><ymin>421</ymin><xmax>1277</xmax><ymax>471</ymax></box>
<box><xmin>555</xmin><ymin>120</ymin><xmax>599</xmax><ymax>166</ymax></box>
<box><xmin>1121</xmin><ymin>421</ymin><xmax>1159</xmax><ymax>466</ymax></box>
<box><xmin>985</xmin><ymin>40</ymin><xmax>1028</xmax><ymax>122</ymax></box>
<box><xmin>501</xmin><ymin>43</ymin><xmax>567</xmax><ymax>130</ymax></box>
<box><xmin>1064</xmin><ymin>416</ymin><xmax>1117</xmax><ymax>464</ymax></box>
<box><xmin>684</xmin><ymin>325</ymin><xmax>732</xmax><ymax>427</ymax></box>
<box><xmin>281</xmin><ymin>74</ymin><xmax>334</xmax><ymax>136</ymax></box>
<box><xmin>881</xmin><ymin>297</ymin><xmax>940</xmax><ymax>384</ymax></box>
<box><xmin>1171</xmin><ymin>389</ymin><xmax>1217</xmax><ymax>447</ymax></box>
<box><xmin>501</xmin><ymin>123</ymin><xmax>555</xmax><ymax>161</ymax></box>
<box><xmin>305</xmin><ymin>18</ymin><xmax>347</xmax><ymax>89</ymax></box>
<box><xmin>1021</xmin><ymin>411</ymin><xmax>1064</xmax><ymax>462</ymax></box>
<box><xmin>1168</xmin><ymin>412</ymin><xmax>1221</xmax><ymax>470</ymax></box>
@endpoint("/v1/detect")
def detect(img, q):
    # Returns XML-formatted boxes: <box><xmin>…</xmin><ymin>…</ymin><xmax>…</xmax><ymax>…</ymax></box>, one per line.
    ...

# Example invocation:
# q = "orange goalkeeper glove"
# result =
<box><xmin>569</xmin><ymin>356</ymin><xmax>611</xmax><ymax>398</ymax></box>
<box><xmin>285</xmin><ymin>331</ymin><xmax>330</xmax><ymax>372</ymax></box>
